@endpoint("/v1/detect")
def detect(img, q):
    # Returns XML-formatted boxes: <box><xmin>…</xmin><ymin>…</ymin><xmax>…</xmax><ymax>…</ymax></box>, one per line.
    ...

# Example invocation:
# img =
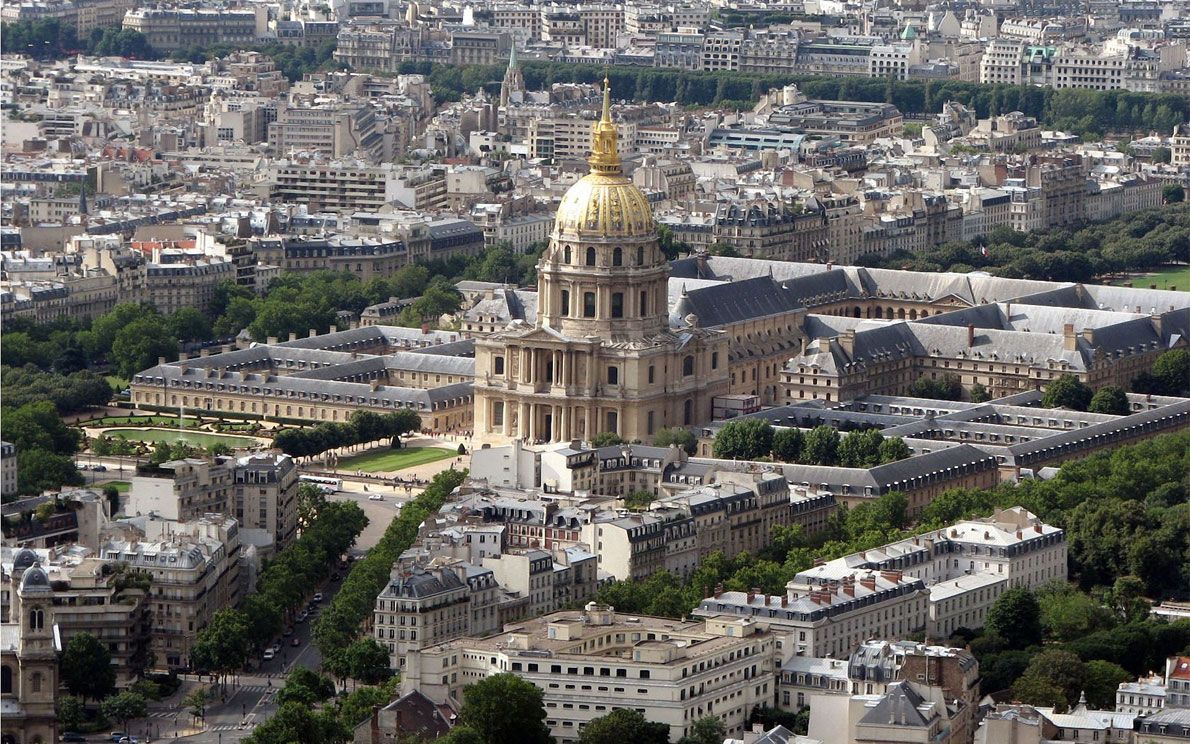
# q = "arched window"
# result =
<box><xmin>493</xmin><ymin>356</ymin><xmax>505</xmax><ymax>375</ymax></box>
<box><xmin>613</xmin><ymin>247</ymin><xmax>623</xmax><ymax>266</ymax></box>
<box><xmin>585</xmin><ymin>247</ymin><xmax>596</xmax><ymax>266</ymax></box>
<box><xmin>683</xmin><ymin>356</ymin><xmax>695</xmax><ymax>376</ymax></box>
<box><xmin>583</xmin><ymin>292</ymin><xmax>596</xmax><ymax>318</ymax></box>
<box><xmin>564</xmin><ymin>245</ymin><xmax>572</xmax><ymax>263</ymax></box>
<box><xmin>1</xmin><ymin>665</ymin><xmax>12</xmax><ymax>694</ymax></box>
<box><xmin>607</xmin><ymin>366</ymin><xmax>619</xmax><ymax>385</ymax></box>
<box><xmin>684</xmin><ymin>399</ymin><xmax>693</xmax><ymax>425</ymax></box>
<box><xmin>611</xmin><ymin>292</ymin><xmax>624</xmax><ymax>318</ymax></box>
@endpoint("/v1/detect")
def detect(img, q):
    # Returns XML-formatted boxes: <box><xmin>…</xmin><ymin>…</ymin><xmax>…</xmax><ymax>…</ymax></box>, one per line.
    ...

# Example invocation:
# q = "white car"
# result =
<box><xmin>263</xmin><ymin>649</ymin><xmax>275</xmax><ymax>661</ymax></box>
<box><xmin>368</xmin><ymin>494</ymin><xmax>384</xmax><ymax>501</ymax></box>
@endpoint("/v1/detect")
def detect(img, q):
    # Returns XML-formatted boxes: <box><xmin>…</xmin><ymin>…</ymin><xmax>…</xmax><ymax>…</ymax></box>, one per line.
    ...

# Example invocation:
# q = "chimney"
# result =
<box><xmin>309</xmin><ymin>328</ymin><xmax>318</xmax><ymax>338</ymax></box>
<box><xmin>840</xmin><ymin>329</ymin><xmax>856</xmax><ymax>356</ymax></box>
<box><xmin>158</xmin><ymin>356</ymin><xmax>166</xmax><ymax>365</ymax></box>
<box><xmin>178</xmin><ymin>352</ymin><xmax>188</xmax><ymax>361</ymax></box>
<box><xmin>967</xmin><ymin>324</ymin><xmax>975</xmax><ymax>348</ymax></box>
<box><xmin>747</xmin><ymin>589</ymin><xmax>756</xmax><ymax>603</ymax></box>
<box><xmin>199</xmin><ymin>348</ymin><xmax>210</xmax><ymax>358</ymax></box>
<box><xmin>1081</xmin><ymin>328</ymin><xmax>1094</xmax><ymax>344</ymax></box>
<box><xmin>370</xmin><ymin>706</ymin><xmax>381</xmax><ymax>741</ymax></box>
<box><xmin>813</xmin><ymin>557</ymin><xmax>824</xmax><ymax>567</ymax></box>
<box><xmin>859</xmin><ymin>574</ymin><xmax>877</xmax><ymax>591</ymax></box>
<box><xmin>1063</xmin><ymin>323</ymin><xmax>1076</xmax><ymax>351</ymax></box>
<box><xmin>781</xmin><ymin>595</ymin><xmax>788</xmax><ymax>607</ymax></box>
<box><xmin>714</xmin><ymin>582</ymin><xmax>724</xmax><ymax>598</ymax></box>
<box><xmin>421</xmin><ymin>322</ymin><xmax>430</xmax><ymax>335</ymax></box>
<box><xmin>818</xmin><ymin>337</ymin><xmax>832</xmax><ymax>353</ymax></box>
<box><xmin>289</xmin><ymin>332</ymin><xmax>297</xmax><ymax>341</ymax></box>
<box><xmin>880</xmin><ymin>569</ymin><xmax>903</xmax><ymax>583</ymax></box>
<box><xmin>329</xmin><ymin>325</ymin><xmax>338</xmax><ymax>334</ymax></box>
<box><xmin>695</xmin><ymin>251</ymin><xmax>708</xmax><ymax>278</ymax></box>
<box><xmin>267</xmin><ymin>336</ymin><xmax>278</xmax><ymax>345</ymax></box>
<box><xmin>704</xmin><ymin>586</ymin><xmax>712</xmax><ymax>599</ymax></box>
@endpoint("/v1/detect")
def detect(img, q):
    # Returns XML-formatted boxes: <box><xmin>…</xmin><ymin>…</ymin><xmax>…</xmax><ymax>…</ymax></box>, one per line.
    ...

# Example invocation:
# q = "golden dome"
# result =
<box><xmin>552</xmin><ymin>78</ymin><xmax>656</xmax><ymax>239</ymax></box>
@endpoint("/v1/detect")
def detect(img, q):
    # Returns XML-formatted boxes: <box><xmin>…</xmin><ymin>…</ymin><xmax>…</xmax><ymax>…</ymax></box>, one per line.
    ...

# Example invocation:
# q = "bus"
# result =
<box><xmin>299</xmin><ymin>475</ymin><xmax>342</xmax><ymax>493</ymax></box>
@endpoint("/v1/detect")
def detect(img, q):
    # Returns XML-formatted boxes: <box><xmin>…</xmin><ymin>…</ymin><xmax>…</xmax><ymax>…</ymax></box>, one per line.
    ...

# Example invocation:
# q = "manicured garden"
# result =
<box><xmin>86</xmin><ymin>415</ymin><xmax>203</xmax><ymax>428</ymax></box>
<box><xmin>335</xmin><ymin>446</ymin><xmax>456</xmax><ymax>473</ymax></box>
<box><xmin>1111</xmin><ymin>264</ymin><xmax>1190</xmax><ymax>291</ymax></box>
<box><xmin>102</xmin><ymin>428</ymin><xmax>257</xmax><ymax>449</ymax></box>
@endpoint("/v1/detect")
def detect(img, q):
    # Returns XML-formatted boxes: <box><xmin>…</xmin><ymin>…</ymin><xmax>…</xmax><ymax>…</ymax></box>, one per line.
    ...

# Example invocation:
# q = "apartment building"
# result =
<box><xmin>403</xmin><ymin>604</ymin><xmax>778</xmax><ymax>743</ymax></box>
<box><xmin>126</xmin><ymin>454</ymin><xmax>298</xmax><ymax>549</ymax></box>
<box><xmin>251</xmin><ymin>235</ymin><xmax>407</xmax><ymax>282</ymax></box>
<box><xmin>145</xmin><ymin>257</ymin><xmax>234</xmax><ymax>317</ymax></box>
<box><xmin>703</xmin><ymin>30</ymin><xmax>745</xmax><ymax>71</ymax></box>
<box><xmin>266</xmin><ymin>103</ymin><xmax>385</xmax><ymax>161</ymax></box>
<box><xmin>373</xmin><ymin>562</ymin><xmax>501</xmax><ymax>669</ymax></box>
<box><xmin>695</xmin><ymin>570</ymin><xmax>929</xmax><ymax>660</ymax></box>
<box><xmin>767</xmin><ymin>101</ymin><xmax>903</xmax><ymax>145</ymax></box>
<box><xmin>482</xmin><ymin>548</ymin><xmax>598</xmax><ymax>618</ymax></box>
<box><xmin>2</xmin><ymin>548</ymin><xmax>152</xmax><ymax>689</ymax></box>
<box><xmin>1</xmin><ymin>442</ymin><xmax>15</xmax><ymax>498</ymax></box>
<box><xmin>99</xmin><ymin>514</ymin><xmax>241</xmax><ymax>669</ymax></box>
<box><xmin>654</xmin><ymin>31</ymin><xmax>705</xmax><ymax>69</ymax></box>
<box><xmin>122</xmin><ymin>7</ymin><xmax>266</xmax><ymax>54</ymax></box>
<box><xmin>711</xmin><ymin>201</ymin><xmax>830</xmax><ymax>262</ymax></box>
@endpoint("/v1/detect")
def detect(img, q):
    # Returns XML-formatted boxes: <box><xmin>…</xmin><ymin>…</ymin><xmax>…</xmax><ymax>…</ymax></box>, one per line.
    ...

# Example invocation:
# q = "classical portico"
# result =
<box><xmin>474</xmin><ymin>80</ymin><xmax>730</xmax><ymax>444</ymax></box>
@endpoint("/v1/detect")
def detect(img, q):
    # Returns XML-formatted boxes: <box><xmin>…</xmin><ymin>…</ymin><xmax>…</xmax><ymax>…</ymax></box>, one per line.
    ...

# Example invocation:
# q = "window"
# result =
<box><xmin>582</xmin><ymin>292</ymin><xmax>596</xmax><ymax>318</ymax></box>
<box><xmin>606</xmin><ymin>411</ymin><xmax>618</xmax><ymax>433</ymax></box>
<box><xmin>607</xmin><ymin>366</ymin><xmax>619</xmax><ymax>385</ymax></box>
<box><xmin>492</xmin><ymin>401</ymin><xmax>504</xmax><ymax>427</ymax></box>
<box><xmin>560</xmin><ymin>290</ymin><xmax>570</xmax><ymax>316</ymax></box>
<box><xmin>493</xmin><ymin>356</ymin><xmax>505</xmax><ymax>375</ymax></box>
<box><xmin>648</xmin><ymin>366</ymin><xmax>655</xmax><ymax>384</ymax></box>
<box><xmin>647</xmin><ymin>411</ymin><xmax>655</xmax><ymax>435</ymax></box>
<box><xmin>637</xmin><ymin>246</ymin><xmax>645</xmax><ymax>264</ymax></box>
<box><xmin>564</xmin><ymin>245</ymin><xmax>572</xmax><ymax>263</ymax></box>
<box><xmin>611</xmin><ymin>292</ymin><xmax>624</xmax><ymax>318</ymax></box>
<box><xmin>613</xmin><ymin>247</ymin><xmax>623</xmax><ymax>266</ymax></box>
<box><xmin>712</xmin><ymin>352</ymin><xmax>719</xmax><ymax>369</ymax></box>
<box><xmin>639</xmin><ymin>290</ymin><xmax>647</xmax><ymax>316</ymax></box>
<box><xmin>684</xmin><ymin>399</ymin><xmax>693</xmax><ymax>425</ymax></box>
<box><xmin>683</xmin><ymin>356</ymin><xmax>695</xmax><ymax>376</ymax></box>
<box><xmin>586</xmin><ymin>247</ymin><xmax>596</xmax><ymax>266</ymax></box>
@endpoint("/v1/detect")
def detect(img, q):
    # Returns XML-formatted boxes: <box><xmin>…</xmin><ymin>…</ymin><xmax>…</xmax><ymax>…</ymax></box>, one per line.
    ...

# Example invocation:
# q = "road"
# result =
<box><xmin>328</xmin><ymin>485</ymin><xmax>412</xmax><ymax>550</ymax></box>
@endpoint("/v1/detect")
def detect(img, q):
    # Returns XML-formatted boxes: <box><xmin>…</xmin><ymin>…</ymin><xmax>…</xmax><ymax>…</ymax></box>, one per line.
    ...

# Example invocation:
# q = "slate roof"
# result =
<box><xmin>858</xmin><ymin>682</ymin><xmax>935</xmax><ymax>728</ymax></box>
<box><xmin>670</xmin><ymin>275</ymin><xmax>806</xmax><ymax>328</ymax></box>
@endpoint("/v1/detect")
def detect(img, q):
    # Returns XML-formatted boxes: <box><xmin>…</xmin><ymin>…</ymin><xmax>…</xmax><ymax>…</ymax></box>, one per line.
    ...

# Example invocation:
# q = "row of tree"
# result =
<box><xmin>1</xmin><ymin>19</ymin><xmax>154</xmax><ymax>60</ymax></box>
<box><xmin>859</xmin><ymin>205</ymin><xmax>1190</xmax><ymax>283</ymax></box>
<box><xmin>189</xmin><ymin>500</ymin><xmax>367</xmax><ymax>678</ymax></box>
<box><xmin>272</xmin><ymin>410</ymin><xmax>421</xmax><ymax>459</ymax></box>
<box><xmin>242</xmin><ymin>670</ymin><xmax>401</xmax><ymax>744</ymax></box>
<box><xmin>711</xmin><ymin>419</ymin><xmax>912</xmax><ymax>466</ymax></box>
<box><xmin>1</xmin><ymin>365</ymin><xmax>111</xmax><ymax>414</ymax></box>
<box><xmin>312</xmin><ymin>468</ymin><xmax>468</xmax><ymax>664</ymax></box>
<box><xmin>0</xmin><ymin>401</ymin><xmax>85</xmax><ymax>498</ymax></box>
<box><xmin>395</xmin><ymin>59</ymin><xmax>1190</xmax><ymax>137</ymax></box>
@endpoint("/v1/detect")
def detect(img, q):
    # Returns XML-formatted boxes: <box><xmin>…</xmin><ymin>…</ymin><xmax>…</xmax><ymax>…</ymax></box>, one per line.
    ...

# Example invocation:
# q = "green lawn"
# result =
<box><xmin>107</xmin><ymin>481</ymin><xmax>131</xmax><ymax>493</ymax></box>
<box><xmin>86</xmin><ymin>415</ymin><xmax>203</xmax><ymax>428</ymax></box>
<box><xmin>104</xmin><ymin>428</ymin><xmax>257</xmax><ymax>449</ymax></box>
<box><xmin>336</xmin><ymin>447</ymin><xmax>457</xmax><ymax>473</ymax></box>
<box><xmin>1111</xmin><ymin>264</ymin><xmax>1190</xmax><ymax>291</ymax></box>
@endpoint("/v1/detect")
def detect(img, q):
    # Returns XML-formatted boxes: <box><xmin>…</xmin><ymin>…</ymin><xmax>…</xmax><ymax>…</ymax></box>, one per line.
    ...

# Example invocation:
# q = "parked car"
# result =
<box><xmin>282</xmin><ymin>627</ymin><xmax>294</xmax><ymax>637</ymax></box>
<box><xmin>313</xmin><ymin>592</ymin><xmax>323</xmax><ymax>602</ymax></box>
<box><xmin>263</xmin><ymin>649</ymin><xmax>275</xmax><ymax>660</ymax></box>
<box><xmin>368</xmin><ymin>493</ymin><xmax>384</xmax><ymax>501</ymax></box>
<box><xmin>109</xmin><ymin>733</ymin><xmax>128</xmax><ymax>742</ymax></box>
<box><xmin>271</xmin><ymin>642</ymin><xmax>282</xmax><ymax>653</ymax></box>
<box><xmin>291</xmin><ymin>637</ymin><xmax>301</xmax><ymax>647</ymax></box>
<box><xmin>296</xmin><ymin>611</ymin><xmax>308</xmax><ymax>623</ymax></box>
<box><xmin>61</xmin><ymin>733</ymin><xmax>87</xmax><ymax>742</ymax></box>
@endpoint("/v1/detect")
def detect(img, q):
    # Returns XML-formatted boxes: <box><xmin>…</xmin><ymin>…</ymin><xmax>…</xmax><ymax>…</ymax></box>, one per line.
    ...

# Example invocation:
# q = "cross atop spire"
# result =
<box><xmin>588</xmin><ymin>77</ymin><xmax>620</xmax><ymax>173</ymax></box>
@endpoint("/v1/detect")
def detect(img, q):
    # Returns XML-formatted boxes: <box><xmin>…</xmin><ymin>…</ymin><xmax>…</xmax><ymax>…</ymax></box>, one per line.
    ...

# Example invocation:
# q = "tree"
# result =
<box><xmin>61</xmin><ymin>632</ymin><xmax>116</xmax><ymax>703</ymax></box>
<box><xmin>1010</xmin><ymin>673</ymin><xmax>1067</xmax><ymax>711</ymax></box>
<box><xmin>189</xmin><ymin>608</ymin><xmax>252</xmax><ymax>680</ymax></box>
<box><xmin>1152</xmin><ymin>146</ymin><xmax>1172</xmax><ymax>164</ymax></box>
<box><xmin>57</xmin><ymin>695</ymin><xmax>85</xmax><ymax>731</ymax></box>
<box><xmin>1036</xmin><ymin>581</ymin><xmax>1116</xmax><ymax>642</ymax></box>
<box><xmin>100</xmin><ymin>691</ymin><xmax>148</xmax><ymax>731</ymax></box>
<box><xmin>1088</xmin><ymin>386</ymin><xmax>1129</xmax><ymax>415</ymax></box>
<box><xmin>877</xmin><ymin>436</ymin><xmax>911</xmax><ymax>464</ymax></box>
<box><xmin>1153</xmin><ymin>349</ymin><xmax>1189</xmax><ymax>395</ymax></box>
<box><xmin>337</xmin><ymin>678</ymin><xmax>398</xmax><ymax>728</ymax></box>
<box><xmin>970</xmin><ymin>382</ymin><xmax>992</xmax><ymax>403</ymax></box>
<box><xmin>167</xmin><ymin>307</ymin><xmax>213</xmax><ymax>342</ymax></box>
<box><xmin>578</xmin><ymin>708</ymin><xmax>669</xmax><ymax>744</ymax></box>
<box><xmin>345</xmin><ymin>638</ymin><xmax>392</xmax><ymax>685</ymax></box>
<box><xmin>459</xmin><ymin>673</ymin><xmax>551</xmax><ymax>744</ymax></box>
<box><xmin>16</xmin><ymin>448</ymin><xmax>84</xmax><ymax>495</ymax></box>
<box><xmin>653</xmin><ymin>427</ymin><xmax>697</xmax><ymax>455</ymax></box>
<box><xmin>1165</xmin><ymin>184</ymin><xmax>1185</xmax><ymax>203</ymax></box>
<box><xmin>590</xmin><ymin>431</ymin><xmax>626</xmax><ymax>448</ymax></box>
<box><xmin>441</xmin><ymin>727</ymin><xmax>486</xmax><ymax>744</ymax></box>
<box><xmin>1084</xmin><ymin>660</ymin><xmax>1132</xmax><ymax>709</ymax></box>
<box><xmin>1018</xmin><ymin>649</ymin><xmax>1087</xmax><ymax>709</ymax></box>
<box><xmin>183</xmin><ymin>687</ymin><xmax>209</xmax><ymax>722</ymax></box>
<box><xmin>837</xmin><ymin>429</ymin><xmax>883</xmax><ymax>468</ymax></box>
<box><xmin>1105</xmin><ymin>575</ymin><xmax>1150</xmax><ymax>624</ymax></box>
<box><xmin>985</xmin><ymin>587</ymin><xmax>1042</xmax><ymax>649</ymax></box>
<box><xmin>2</xmin><ymin>400</ymin><xmax>82</xmax><ymax>455</ymax></box>
<box><xmin>242</xmin><ymin>701</ymin><xmax>348</xmax><ymax>744</ymax></box>
<box><xmin>801</xmin><ymin>426</ymin><xmax>840</xmax><ymax>466</ymax></box>
<box><xmin>276</xmin><ymin>668</ymin><xmax>336</xmax><ymax>706</ymax></box>
<box><xmin>771</xmin><ymin>427</ymin><xmax>804</xmax><ymax>463</ymax></box>
<box><xmin>713</xmin><ymin>418</ymin><xmax>773</xmax><ymax>460</ymax></box>
<box><xmin>110</xmin><ymin>315</ymin><xmax>179</xmax><ymax>378</ymax></box>
<box><xmin>682</xmin><ymin>715</ymin><xmax>726</xmax><ymax>744</ymax></box>
<box><xmin>1041</xmin><ymin>374</ymin><xmax>1093</xmax><ymax>411</ymax></box>
<box><xmin>624</xmin><ymin>490</ymin><xmax>654</xmax><ymax>509</ymax></box>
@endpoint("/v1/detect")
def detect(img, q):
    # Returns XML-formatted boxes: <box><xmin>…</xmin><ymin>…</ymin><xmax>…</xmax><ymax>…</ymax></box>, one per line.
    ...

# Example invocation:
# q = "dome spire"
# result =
<box><xmin>589</xmin><ymin>77</ymin><xmax>620</xmax><ymax>173</ymax></box>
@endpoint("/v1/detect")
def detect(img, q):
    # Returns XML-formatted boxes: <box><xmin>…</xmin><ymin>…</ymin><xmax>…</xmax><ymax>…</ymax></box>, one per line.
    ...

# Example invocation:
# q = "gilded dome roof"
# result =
<box><xmin>552</xmin><ymin>78</ymin><xmax>655</xmax><ymax>240</ymax></box>
<box><xmin>554</xmin><ymin>172</ymin><xmax>655</xmax><ymax>238</ymax></box>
